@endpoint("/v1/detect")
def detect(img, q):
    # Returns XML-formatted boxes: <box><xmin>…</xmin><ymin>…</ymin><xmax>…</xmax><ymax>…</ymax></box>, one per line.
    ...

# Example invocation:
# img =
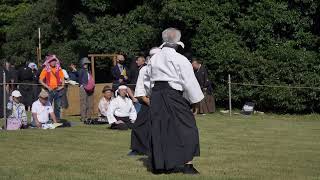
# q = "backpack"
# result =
<box><xmin>6</xmin><ymin>117</ymin><xmax>22</xmax><ymax>130</ymax></box>
<box><xmin>84</xmin><ymin>73</ymin><xmax>95</xmax><ymax>93</ymax></box>
<box><xmin>241</xmin><ymin>102</ymin><xmax>255</xmax><ymax>115</ymax></box>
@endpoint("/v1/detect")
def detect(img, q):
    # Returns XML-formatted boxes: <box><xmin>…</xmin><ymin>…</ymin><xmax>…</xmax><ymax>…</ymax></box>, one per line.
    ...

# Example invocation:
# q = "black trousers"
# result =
<box><xmin>131</xmin><ymin>102</ymin><xmax>151</xmax><ymax>155</ymax></box>
<box><xmin>150</xmin><ymin>81</ymin><xmax>200</xmax><ymax>170</ymax></box>
<box><xmin>110</xmin><ymin>116</ymin><xmax>132</xmax><ymax>130</ymax></box>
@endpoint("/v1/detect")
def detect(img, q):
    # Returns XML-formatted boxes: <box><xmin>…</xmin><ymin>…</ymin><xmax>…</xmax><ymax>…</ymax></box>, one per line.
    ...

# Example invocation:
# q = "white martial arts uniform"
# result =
<box><xmin>106</xmin><ymin>96</ymin><xmax>137</xmax><ymax>124</ymax></box>
<box><xmin>144</xmin><ymin>47</ymin><xmax>204</xmax><ymax>104</ymax></box>
<box><xmin>134</xmin><ymin>66</ymin><xmax>149</xmax><ymax>97</ymax></box>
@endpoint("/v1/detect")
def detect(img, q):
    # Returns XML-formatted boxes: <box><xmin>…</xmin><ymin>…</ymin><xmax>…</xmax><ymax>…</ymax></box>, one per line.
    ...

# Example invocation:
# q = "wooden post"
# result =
<box><xmin>91</xmin><ymin>56</ymin><xmax>95</xmax><ymax>81</ymax></box>
<box><xmin>228</xmin><ymin>74</ymin><xmax>232</xmax><ymax>116</ymax></box>
<box><xmin>3</xmin><ymin>71</ymin><xmax>7</xmax><ymax>129</ymax></box>
<box><xmin>38</xmin><ymin>28</ymin><xmax>41</xmax><ymax>66</ymax></box>
<box><xmin>90</xmin><ymin>56</ymin><xmax>95</xmax><ymax>119</ymax></box>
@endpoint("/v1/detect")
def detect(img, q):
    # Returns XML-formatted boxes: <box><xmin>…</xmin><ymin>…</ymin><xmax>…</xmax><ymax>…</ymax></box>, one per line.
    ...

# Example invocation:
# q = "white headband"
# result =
<box><xmin>118</xmin><ymin>85</ymin><xmax>128</xmax><ymax>90</ymax></box>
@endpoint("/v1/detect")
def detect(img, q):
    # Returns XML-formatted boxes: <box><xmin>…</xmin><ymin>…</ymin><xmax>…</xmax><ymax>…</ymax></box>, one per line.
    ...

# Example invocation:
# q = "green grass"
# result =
<box><xmin>1</xmin><ymin>113</ymin><xmax>320</xmax><ymax>180</ymax></box>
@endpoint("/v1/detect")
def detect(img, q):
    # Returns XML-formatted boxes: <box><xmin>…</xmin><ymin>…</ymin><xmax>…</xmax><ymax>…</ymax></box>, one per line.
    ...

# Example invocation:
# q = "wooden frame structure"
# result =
<box><xmin>63</xmin><ymin>53</ymin><xmax>119</xmax><ymax>116</ymax></box>
<box><xmin>88</xmin><ymin>54</ymin><xmax>118</xmax><ymax>80</ymax></box>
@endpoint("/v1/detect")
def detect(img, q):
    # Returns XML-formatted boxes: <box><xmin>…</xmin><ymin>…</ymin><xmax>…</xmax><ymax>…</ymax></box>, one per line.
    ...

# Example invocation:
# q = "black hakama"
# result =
<box><xmin>110</xmin><ymin>116</ymin><xmax>132</xmax><ymax>130</ymax></box>
<box><xmin>130</xmin><ymin>102</ymin><xmax>151</xmax><ymax>155</ymax></box>
<box><xmin>149</xmin><ymin>82</ymin><xmax>200</xmax><ymax>170</ymax></box>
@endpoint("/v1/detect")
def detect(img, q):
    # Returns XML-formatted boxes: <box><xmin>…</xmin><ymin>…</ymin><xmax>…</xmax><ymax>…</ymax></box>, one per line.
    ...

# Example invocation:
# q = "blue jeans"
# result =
<box><xmin>49</xmin><ymin>90</ymin><xmax>62</xmax><ymax>120</ymax></box>
<box><xmin>134</xmin><ymin>102</ymin><xmax>142</xmax><ymax>113</ymax></box>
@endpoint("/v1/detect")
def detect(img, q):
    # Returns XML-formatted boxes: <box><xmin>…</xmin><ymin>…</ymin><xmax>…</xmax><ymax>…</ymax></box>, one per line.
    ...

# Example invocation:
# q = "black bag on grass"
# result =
<box><xmin>241</xmin><ymin>102</ymin><xmax>255</xmax><ymax>115</ymax></box>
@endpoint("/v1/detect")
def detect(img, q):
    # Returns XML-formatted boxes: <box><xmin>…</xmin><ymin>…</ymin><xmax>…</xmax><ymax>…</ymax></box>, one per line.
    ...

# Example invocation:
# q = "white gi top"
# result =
<box><xmin>134</xmin><ymin>66</ymin><xmax>149</xmax><ymax>97</ymax></box>
<box><xmin>144</xmin><ymin>47</ymin><xmax>204</xmax><ymax>104</ymax></box>
<box><xmin>106</xmin><ymin>96</ymin><xmax>137</xmax><ymax>124</ymax></box>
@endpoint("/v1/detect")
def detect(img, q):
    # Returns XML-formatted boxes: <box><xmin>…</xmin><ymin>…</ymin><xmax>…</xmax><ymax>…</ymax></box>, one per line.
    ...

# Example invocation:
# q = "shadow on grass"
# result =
<box><xmin>138</xmin><ymin>157</ymin><xmax>152</xmax><ymax>172</ymax></box>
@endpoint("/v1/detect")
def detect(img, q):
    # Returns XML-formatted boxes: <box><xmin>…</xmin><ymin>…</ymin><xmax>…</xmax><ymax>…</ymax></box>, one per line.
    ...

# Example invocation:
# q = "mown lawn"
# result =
<box><xmin>0</xmin><ymin>113</ymin><xmax>320</xmax><ymax>180</ymax></box>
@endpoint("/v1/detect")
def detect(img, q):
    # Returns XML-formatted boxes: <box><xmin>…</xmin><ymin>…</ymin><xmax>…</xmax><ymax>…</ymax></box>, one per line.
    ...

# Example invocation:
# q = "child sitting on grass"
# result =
<box><xmin>7</xmin><ymin>90</ymin><xmax>28</xmax><ymax>129</ymax></box>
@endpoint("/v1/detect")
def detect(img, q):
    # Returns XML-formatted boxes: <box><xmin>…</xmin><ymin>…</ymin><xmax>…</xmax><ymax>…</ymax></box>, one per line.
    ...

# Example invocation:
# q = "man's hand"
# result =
<box><xmin>142</xmin><ymin>96</ymin><xmax>150</xmax><ymax>106</ymax></box>
<box><xmin>39</xmin><ymin>79</ymin><xmax>52</xmax><ymax>92</ymax></box>
<box><xmin>50</xmin><ymin>112</ymin><xmax>58</xmax><ymax>123</ymax></box>
<box><xmin>132</xmin><ymin>97</ymin><xmax>138</xmax><ymax>103</ymax></box>
<box><xmin>57</xmin><ymin>86</ymin><xmax>64</xmax><ymax>91</ymax></box>
<box><xmin>70</xmin><ymin>64</ymin><xmax>77</xmax><ymax>72</ymax></box>
<box><xmin>32</xmin><ymin>113</ymin><xmax>42</xmax><ymax>128</ymax></box>
<box><xmin>36</xmin><ymin>121</ymin><xmax>41</xmax><ymax>128</ymax></box>
<box><xmin>114</xmin><ymin>120</ymin><xmax>124</xmax><ymax>124</ymax></box>
<box><xmin>47</xmin><ymin>87</ymin><xmax>53</xmax><ymax>92</ymax></box>
<box><xmin>192</xmin><ymin>103</ymin><xmax>199</xmax><ymax>116</ymax></box>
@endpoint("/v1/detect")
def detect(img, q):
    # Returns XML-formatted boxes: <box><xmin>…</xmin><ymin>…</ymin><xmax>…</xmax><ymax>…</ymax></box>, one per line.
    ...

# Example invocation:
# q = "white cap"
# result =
<box><xmin>118</xmin><ymin>85</ymin><xmax>128</xmax><ymax>90</ymax></box>
<box><xmin>12</xmin><ymin>90</ymin><xmax>22</xmax><ymax>97</ymax></box>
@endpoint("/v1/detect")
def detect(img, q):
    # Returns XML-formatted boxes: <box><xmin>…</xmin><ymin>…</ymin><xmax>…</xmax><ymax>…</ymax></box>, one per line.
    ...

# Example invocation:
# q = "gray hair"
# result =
<box><xmin>162</xmin><ymin>28</ymin><xmax>181</xmax><ymax>43</ymax></box>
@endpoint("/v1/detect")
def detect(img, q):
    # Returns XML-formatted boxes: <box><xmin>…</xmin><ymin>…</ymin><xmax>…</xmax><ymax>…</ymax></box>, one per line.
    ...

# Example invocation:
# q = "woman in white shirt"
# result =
<box><xmin>106</xmin><ymin>85</ymin><xmax>137</xmax><ymax>130</ymax></box>
<box><xmin>98</xmin><ymin>85</ymin><xmax>113</xmax><ymax>122</ymax></box>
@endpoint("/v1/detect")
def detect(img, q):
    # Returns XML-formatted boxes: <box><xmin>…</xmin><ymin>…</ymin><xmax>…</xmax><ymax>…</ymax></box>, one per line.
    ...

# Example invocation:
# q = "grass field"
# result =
<box><xmin>0</xmin><ymin>113</ymin><xmax>320</xmax><ymax>180</ymax></box>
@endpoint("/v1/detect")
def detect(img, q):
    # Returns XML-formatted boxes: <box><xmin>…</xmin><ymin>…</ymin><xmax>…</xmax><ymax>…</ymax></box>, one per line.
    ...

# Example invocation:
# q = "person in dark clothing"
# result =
<box><xmin>10</xmin><ymin>64</ymin><xmax>18</xmax><ymax>91</ymax></box>
<box><xmin>5</xmin><ymin>61</ymin><xmax>17</xmax><ymax>93</ymax></box>
<box><xmin>68</xmin><ymin>63</ymin><xmax>79</xmax><ymax>82</ymax></box>
<box><xmin>28</xmin><ymin>63</ymin><xmax>41</xmax><ymax>105</ymax></box>
<box><xmin>0</xmin><ymin>66</ymin><xmax>9</xmax><ymax>118</ymax></box>
<box><xmin>111</xmin><ymin>55</ymin><xmax>138</xmax><ymax>104</ymax></box>
<box><xmin>191</xmin><ymin>58</ymin><xmax>216</xmax><ymax>114</ymax></box>
<box><xmin>130</xmin><ymin>56</ymin><xmax>146</xmax><ymax>85</ymax></box>
<box><xmin>18</xmin><ymin>63</ymin><xmax>34</xmax><ymax>111</ymax></box>
<box><xmin>111</xmin><ymin>55</ymin><xmax>129</xmax><ymax>85</ymax></box>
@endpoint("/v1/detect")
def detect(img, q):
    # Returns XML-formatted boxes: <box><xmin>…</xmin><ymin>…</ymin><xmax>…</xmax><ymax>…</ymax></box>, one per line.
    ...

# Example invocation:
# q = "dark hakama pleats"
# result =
<box><xmin>130</xmin><ymin>102</ymin><xmax>151</xmax><ymax>155</ymax></box>
<box><xmin>198</xmin><ymin>91</ymin><xmax>215</xmax><ymax>114</ymax></box>
<box><xmin>149</xmin><ymin>82</ymin><xmax>200</xmax><ymax>170</ymax></box>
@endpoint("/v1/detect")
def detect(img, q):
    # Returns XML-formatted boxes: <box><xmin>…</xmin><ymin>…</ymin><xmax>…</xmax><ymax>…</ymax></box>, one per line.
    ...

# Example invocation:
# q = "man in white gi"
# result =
<box><xmin>128</xmin><ymin>47</ymin><xmax>161</xmax><ymax>156</ymax></box>
<box><xmin>145</xmin><ymin>28</ymin><xmax>204</xmax><ymax>174</ymax></box>
<box><xmin>106</xmin><ymin>85</ymin><xmax>137</xmax><ymax>130</ymax></box>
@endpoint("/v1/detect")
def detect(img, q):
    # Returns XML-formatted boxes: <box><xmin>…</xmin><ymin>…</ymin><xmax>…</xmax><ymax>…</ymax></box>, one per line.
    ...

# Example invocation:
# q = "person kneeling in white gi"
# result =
<box><xmin>107</xmin><ymin>85</ymin><xmax>137</xmax><ymax>130</ymax></box>
<box><xmin>31</xmin><ymin>90</ymin><xmax>59</xmax><ymax>129</ymax></box>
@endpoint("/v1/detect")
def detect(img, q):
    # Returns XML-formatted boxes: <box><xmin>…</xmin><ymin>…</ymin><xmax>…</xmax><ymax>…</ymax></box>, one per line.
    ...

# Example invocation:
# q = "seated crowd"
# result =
<box><xmin>2</xmin><ymin>49</ymin><xmax>215</xmax><ymax>131</ymax></box>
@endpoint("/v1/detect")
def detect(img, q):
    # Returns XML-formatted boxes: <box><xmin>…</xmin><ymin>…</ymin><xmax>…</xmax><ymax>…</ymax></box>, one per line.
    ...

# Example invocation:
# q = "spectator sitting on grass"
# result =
<box><xmin>106</xmin><ymin>85</ymin><xmax>137</xmax><ymax>130</ymax></box>
<box><xmin>7</xmin><ymin>90</ymin><xmax>28</xmax><ymax>129</ymax></box>
<box><xmin>31</xmin><ymin>90</ymin><xmax>59</xmax><ymax>129</ymax></box>
<box><xmin>98</xmin><ymin>85</ymin><xmax>113</xmax><ymax>122</ymax></box>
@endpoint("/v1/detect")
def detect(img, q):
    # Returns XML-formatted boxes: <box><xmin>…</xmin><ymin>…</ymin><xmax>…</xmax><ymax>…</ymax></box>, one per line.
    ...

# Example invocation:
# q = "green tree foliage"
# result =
<box><xmin>1</xmin><ymin>0</ymin><xmax>320</xmax><ymax>112</ymax></box>
<box><xmin>0</xmin><ymin>0</ymin><xmax>35</xmax><ymax>57</ymax></box>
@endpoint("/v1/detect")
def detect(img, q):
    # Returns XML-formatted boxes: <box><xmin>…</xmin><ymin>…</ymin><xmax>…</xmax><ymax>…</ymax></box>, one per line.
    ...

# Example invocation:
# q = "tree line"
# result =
<box><xmin>1</xmin><ymin>0</ymin><xmax>320</xmax><ymax>113</ymax></box>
